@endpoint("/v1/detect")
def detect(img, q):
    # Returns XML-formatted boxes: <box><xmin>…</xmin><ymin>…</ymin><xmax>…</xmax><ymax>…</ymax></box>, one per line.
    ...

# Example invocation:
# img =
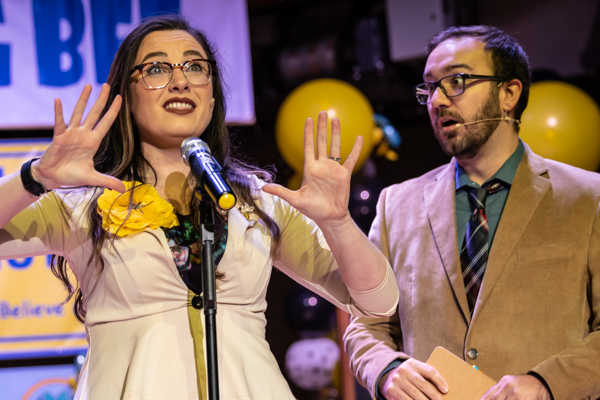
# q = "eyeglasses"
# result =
<box><xmin>413</xmin><ymin>73</ymin><xmax>503</xmax><ymax>104</ymax></box>
<box><xmin>130</xmin><ymin>59</ymin><xmax>216</xmax><ymax>89</ymax></box>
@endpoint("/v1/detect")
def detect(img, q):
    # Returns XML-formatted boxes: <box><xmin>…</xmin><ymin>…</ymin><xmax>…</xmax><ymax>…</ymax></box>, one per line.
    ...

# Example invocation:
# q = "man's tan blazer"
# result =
<box><xmin>345</xmin><ymin>145</ymin><xmax>600</xmax><ymax>400</ymax></box>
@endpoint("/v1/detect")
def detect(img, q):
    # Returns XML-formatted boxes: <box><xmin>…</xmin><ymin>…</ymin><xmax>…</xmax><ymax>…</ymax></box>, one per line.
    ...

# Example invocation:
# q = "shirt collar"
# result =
<box><xmin>455</xmin><ymin>139</ymin><xmax>525</xmax><ymax>190</ymax></box>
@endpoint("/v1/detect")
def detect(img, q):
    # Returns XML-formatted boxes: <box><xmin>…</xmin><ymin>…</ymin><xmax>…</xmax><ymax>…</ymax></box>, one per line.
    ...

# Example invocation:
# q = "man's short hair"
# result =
<box><xmin>428</xmin><ymin>26</ymin><xmax>531</xmax><ymax>125</ymax></box>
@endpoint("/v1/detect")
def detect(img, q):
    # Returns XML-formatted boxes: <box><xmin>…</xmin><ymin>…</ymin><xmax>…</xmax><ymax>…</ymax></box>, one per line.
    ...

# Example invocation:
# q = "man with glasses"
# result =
<box><xmin>345</xmin><ymin>25</ymin><xmax>600</xmax><ymax>400</ymax></box>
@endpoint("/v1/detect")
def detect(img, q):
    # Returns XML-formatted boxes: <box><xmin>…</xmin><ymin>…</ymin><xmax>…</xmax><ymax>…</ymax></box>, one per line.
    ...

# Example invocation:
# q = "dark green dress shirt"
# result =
<box><xmin>456</xmin><ymin>140</ymin><xmax>524</xmax><ymax>250</ymax></box>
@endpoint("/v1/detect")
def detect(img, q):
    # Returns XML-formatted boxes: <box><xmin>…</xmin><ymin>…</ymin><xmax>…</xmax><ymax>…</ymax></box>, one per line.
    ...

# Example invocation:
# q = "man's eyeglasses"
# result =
<box><xmin>130</xmin><ymin>59</ymin><xmax>216</xmax><ymax>89</ymax></box>
<box><xmin>413</xmin><ymin>73</ymin><xmax>503</xmax><ymax>104</ymax></box>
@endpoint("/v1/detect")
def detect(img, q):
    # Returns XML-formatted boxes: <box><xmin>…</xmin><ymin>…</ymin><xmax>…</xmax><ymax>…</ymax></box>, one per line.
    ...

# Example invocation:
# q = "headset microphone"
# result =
<box><xmin>453</xmin><ymin>114</ymin><xmax>521</xmax><ymax>128</ymax></box>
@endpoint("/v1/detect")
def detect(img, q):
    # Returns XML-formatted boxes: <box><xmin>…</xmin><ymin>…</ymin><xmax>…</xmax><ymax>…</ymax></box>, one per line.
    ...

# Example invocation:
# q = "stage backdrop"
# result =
<box><xmin>0</xmin><ymin>139</ymin><xmax>88</xmax><ymax>360</ymax></box>
<box><xmin>0</xmin><ymin>0</ymin><xmax>254</xmax><ymax>128</ymax></box>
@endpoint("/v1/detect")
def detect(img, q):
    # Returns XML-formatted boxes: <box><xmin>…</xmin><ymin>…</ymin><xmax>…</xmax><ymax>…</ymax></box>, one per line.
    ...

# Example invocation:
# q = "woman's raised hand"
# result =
<box><xmin>33</xmin><ymin>84</ymin><xmax>126</xmax><ymax>193</ymax></box>
<box><xmin>262</xmin><ymin>111</ymin><xmax>363</xmax><ymax>228</ymax></box>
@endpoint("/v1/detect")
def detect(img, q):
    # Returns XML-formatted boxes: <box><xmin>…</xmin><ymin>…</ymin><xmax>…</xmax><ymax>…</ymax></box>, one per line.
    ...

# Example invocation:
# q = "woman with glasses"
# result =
<box><xmin>0</xmin><ymin>14</ymin><xmax>398</xmax><ymax>400</ymax></box>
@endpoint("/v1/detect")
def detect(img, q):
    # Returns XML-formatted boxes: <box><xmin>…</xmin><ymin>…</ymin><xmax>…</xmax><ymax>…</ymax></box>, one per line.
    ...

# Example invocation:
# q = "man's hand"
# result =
<box><xmin>481</xmin><ymin>375</ymin><xmax>552</xmax><ymax>400</ymax></box>
<box><xmin>380</xmin><ymin>358</ymin><xmax>448</xmax><ymax>400</ymax></box>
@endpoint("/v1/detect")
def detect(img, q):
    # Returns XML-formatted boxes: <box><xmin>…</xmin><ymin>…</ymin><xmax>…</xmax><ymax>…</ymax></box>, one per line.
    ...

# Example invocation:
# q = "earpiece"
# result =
<box><xmin>503</xmin><ymin>110</ymin><xmax>520</xmax><ymax>126</ymax></box>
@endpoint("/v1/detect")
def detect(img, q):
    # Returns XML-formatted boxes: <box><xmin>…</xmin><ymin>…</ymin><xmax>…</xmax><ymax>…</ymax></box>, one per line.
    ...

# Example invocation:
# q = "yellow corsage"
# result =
<box><xmin>97</xmin><ymin>181</ymin><xmax>179</xmax><ymax>236</ymax></box>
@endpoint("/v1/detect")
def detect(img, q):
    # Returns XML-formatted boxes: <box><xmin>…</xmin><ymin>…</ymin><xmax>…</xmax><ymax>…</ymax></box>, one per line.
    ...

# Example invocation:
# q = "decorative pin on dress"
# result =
<box><xmin>238</xmin><ymin>203</ymin><xmax>255</xmax><ymax>220</ymax></box>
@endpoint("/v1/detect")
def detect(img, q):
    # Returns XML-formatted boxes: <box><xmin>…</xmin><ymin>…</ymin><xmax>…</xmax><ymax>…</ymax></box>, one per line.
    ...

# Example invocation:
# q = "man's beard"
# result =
<box><xmin>433</xmin><ymin>92</ymin><xmax>502</xmax><ymax>159</ymax></box>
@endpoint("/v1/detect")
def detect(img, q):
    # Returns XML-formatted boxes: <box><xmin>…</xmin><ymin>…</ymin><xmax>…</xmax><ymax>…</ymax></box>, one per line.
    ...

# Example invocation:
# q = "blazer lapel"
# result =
<box><xmin>424</xmin><ymin>159</ymin><xmax>471</xmax><ymax>322</ymax></box>
<box><xmin>474</xmin><ymin>145</ymin><xmax>551</xmax><ymax>315</ymax></box>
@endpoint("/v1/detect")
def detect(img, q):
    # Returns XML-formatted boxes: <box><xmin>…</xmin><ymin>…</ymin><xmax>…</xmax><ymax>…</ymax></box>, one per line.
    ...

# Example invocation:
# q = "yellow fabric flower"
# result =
<box><xmin>97</xmin><ymin>181</ymin><xmax>179</xmax><ymax>236</ymax></box>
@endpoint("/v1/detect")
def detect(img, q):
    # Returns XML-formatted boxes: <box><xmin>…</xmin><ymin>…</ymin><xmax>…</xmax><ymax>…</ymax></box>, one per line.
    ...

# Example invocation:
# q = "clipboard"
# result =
<box><xmin>426</xmin><ymin>347</ymin><xmax>497</xmax><ymax>399</ymax></box>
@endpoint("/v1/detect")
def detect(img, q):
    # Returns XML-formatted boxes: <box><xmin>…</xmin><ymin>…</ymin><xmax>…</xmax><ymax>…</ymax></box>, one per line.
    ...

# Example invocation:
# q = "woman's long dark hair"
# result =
<box><xmin>52</xmin><ymin>15</ymin><xmax>281</xmax><ymax>323</ymax></box>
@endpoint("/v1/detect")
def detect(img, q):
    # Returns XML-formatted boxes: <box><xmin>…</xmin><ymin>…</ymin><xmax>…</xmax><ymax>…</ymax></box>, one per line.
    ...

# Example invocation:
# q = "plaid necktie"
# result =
<box><xmin>460</xmin><ymin>179</ymin><xmax>506</xmax><ymax>314</ymax></box>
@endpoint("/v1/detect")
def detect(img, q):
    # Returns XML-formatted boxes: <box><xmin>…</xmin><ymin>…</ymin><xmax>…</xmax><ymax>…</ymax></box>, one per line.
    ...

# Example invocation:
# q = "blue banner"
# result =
<box><xmin>0</xmin><ymin>0</ymin><xmax>254</xmax><ymax>128</ymax></box>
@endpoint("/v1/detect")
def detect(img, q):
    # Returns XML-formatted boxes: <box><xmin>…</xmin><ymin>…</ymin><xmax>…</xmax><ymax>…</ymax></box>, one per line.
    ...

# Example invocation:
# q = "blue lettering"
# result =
<box><xmin>89</xmin><ymin>0</ymin><xmax>131</xmax><ymax>83</ymax></box>
<box><xmin>8</xmin><ymin>257</ymin><xmax>33</xmax><ymax>268</ymax></box>
<box><xmin>32</xmin><ymin>0</ymin><xmax>85</xmax><ymax>86</ymax></box>
<box><xmin>140</xmin><ymin>0</ymin><xmax>180</xmax><ymax>18</ymax></box>
<box><xmin>47</xmin><ymin>254</ymin><xmax>53</xmax><ymax>267</ymax></box>
<box><xmin>90</xmin><ymin>0</ymin><xmax>180</xmax><ymax>83</ymax></box>
<box><xmin>0</xmin><ymin>167</ymin><xmax>4</xmax><ymax>177</ymax></box>
<box><xmin>1</xmin><ymin>301</ymin><xmax>11</xmax><ymax>318</ymax></box>
<box><xmin>0</xmin><ymin>300</ymin><xmax>66</xmax><ymax>319</ymax></box>
<box><xmin>0</xmin><ymin>2</ymin><xmax>9</xmax><ymax>86</ymax></box>
<box><xmin>1</xmin><ymin>301</ymin><xmax>17</xmax><ymax>318</ymax></box>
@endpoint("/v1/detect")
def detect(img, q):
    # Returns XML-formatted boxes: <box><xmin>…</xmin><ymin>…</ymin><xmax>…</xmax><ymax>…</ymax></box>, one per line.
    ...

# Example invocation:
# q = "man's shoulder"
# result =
<box><xmin>382</xmin><ymin>163</ymin><xmax>451</xmax><ymax>197</ymax></box>
<box><xmin>543</xmin><ymin>157</ymin><xmax>600</xmax><ymax>179</ymax></box>
<box><xmin>541</xmin><ymin>157</ymin><xmax>600</xmax><ymax>195</ymax></box>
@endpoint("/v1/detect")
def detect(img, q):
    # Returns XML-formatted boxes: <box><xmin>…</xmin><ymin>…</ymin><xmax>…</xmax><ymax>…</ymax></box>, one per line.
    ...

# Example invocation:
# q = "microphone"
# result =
<box><xmin>181</xmin><ymin>138</ymin><xmax>237</xmax><ymax>210</ymax></box>
<box><xmin>454</xmin><ymin>115</ymin><xmax>520</xmax><ymax>128</ymax></box>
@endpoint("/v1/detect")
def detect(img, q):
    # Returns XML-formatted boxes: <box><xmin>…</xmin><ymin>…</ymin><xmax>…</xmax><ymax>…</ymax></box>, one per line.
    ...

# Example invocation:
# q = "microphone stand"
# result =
<box><xmin>196</xmin><ymin>188</ymin><xmax>220</xmax><ymax>400</ymax></box>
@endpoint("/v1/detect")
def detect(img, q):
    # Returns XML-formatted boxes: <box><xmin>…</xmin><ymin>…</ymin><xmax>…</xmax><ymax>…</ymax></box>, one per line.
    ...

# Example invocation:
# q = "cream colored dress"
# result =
<box><xmin>0</xmin><ymin>177</ymin><xmax>399</xmax><ymax>400</ymax></box>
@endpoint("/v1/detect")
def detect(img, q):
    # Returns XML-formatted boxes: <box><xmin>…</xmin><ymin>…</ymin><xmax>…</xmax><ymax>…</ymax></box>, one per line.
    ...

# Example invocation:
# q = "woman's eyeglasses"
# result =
<box><xmin>130</xmin><ymin>59</ymin><xmax>216</xmax><ymax>89</ymax></box>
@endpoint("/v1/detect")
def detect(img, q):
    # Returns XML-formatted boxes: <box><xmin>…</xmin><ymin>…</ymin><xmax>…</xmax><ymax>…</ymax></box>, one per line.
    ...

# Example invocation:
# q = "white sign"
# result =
<box><xmin>0</xmin><ymin>0</ymin><xmax>255</xmax><ymax>128</ymax></box>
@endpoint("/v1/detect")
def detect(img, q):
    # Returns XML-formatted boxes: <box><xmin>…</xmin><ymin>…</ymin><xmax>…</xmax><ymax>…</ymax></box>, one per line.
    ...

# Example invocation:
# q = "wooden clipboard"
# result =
<box><xmin>426</xmin><ymin>347</ymin><xmax>497</xmax><ymax>399</ymax></box>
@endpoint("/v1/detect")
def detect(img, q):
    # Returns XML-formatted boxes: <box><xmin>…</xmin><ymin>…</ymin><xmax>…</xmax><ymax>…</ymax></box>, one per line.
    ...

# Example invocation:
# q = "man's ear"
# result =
<box><xmin>502</xmin><ymin>79</ymin><xmax>523</xmax><ymax>115</ymax></box>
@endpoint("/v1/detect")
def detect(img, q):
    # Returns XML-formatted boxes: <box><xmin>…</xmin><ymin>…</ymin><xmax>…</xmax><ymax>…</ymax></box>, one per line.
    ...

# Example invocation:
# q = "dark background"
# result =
<box><xmin>246</xmin><ymin>1</ymin><xmax>600</xmax><ymax>398</ymax></box>
<box><xmin>1</xmin><ymin>0</ymin><xmax>599</xmax><ymax>398</ymax></box>
<box><xmin>248</xmin><ymin>1</ymin><xmax>600</xmax><ymax>398</ymax></box>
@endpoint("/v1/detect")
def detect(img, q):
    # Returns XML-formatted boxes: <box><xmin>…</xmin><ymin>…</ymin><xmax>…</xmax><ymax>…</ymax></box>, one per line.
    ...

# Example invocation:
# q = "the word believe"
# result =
<box><xmin>0</xmin><ymin>300</ymin><xmax>64</xmax><ymax>320</ymax></box>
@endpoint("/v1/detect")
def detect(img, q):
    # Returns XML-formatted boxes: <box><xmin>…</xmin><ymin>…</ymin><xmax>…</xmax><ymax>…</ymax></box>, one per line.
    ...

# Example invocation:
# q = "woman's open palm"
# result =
<box><xmin>262</xmin><ymin>111</ymin><xmax>363</xmax><ymax>227</ymax></box>
<box><xmin>36</xmin><ymin>84</ymin><xmax>125</xmax><ymax>192</ymax></box>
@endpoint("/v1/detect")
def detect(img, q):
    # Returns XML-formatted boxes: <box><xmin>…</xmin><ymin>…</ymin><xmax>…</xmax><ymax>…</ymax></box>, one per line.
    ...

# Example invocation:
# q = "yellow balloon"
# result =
<box><xmin>286</xmin><ymin>173</ymin><xmax>303</xmax><ymax>190</ymax></box>
<box><xmin>275</xmin><ymin>78</ymin><xmax>375</xmax><ymax>174</ymax></box>
<box><xmin>520</xmin><ymin>81</ymin><xmax>600</xmax><ymax>171</ymax></box>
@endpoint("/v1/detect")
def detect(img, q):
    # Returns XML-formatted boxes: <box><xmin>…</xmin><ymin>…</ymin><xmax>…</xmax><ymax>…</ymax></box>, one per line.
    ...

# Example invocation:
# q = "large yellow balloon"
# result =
<box><xmin>520</xmin><ymin>81</ymin><xmax>600</xmax><ymax>171</ymax></box>
<box><xmin>275</xmin><ymin>79</ymin><xmax>375</xmax><ymax>174</ymax></box>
